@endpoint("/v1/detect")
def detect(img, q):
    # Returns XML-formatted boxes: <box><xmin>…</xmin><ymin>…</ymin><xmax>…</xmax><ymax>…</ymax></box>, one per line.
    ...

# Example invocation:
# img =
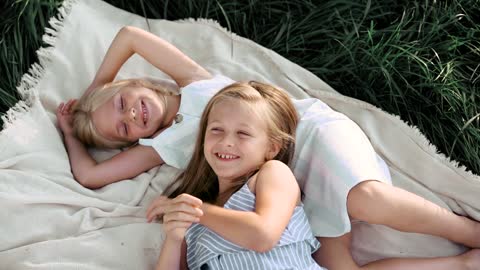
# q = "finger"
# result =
<box><xmin>163</xmin><ymin>212</ymin><xmax>200</xmax><ymax>224</ymax></box>
<box><xmin>163</xmin><ymin>202</ymin><xmax>204</xmax><ymax>217</ymax></box>
<box><xmin>57</xmin><ymin>102</ymin><xmax>65</xmax><ymax>113</ymax></box>
<box><xmin>146</xmin><ymin>196</ymin><xmax>169</xmax><ymax>217</ymax></box>
<box><xmin>66</xmin><ymin>99</ymin><xmax>76</xmax><ymax>110</ymax></box>
<box><xmin>147</xmin><ymin>212</ymin><xmax>164</xmax><ymax>223</ymax></box>
<box><xmin>146</xmin><ymin>205</ymin><xmax>170</xmax><ymax>223</ymax></box>
<box><xmin>64</xmin><ymin>101</ymin><xmax>73</xmax><ymax>113</ymax></box>
<box><xmin>147</xmin><ymin>203</ymin><xmax>203</xmax><ymax>223</ymax></box>
<box><xmin>173</xmin><ymin>193</ymin><xmax>203</xmax><ymax>207</ymax></box>
<box><xmin>146</xmin><ymin>198</ymin><xmax>174</xmax><ymax>221</ymax></box>
<box><xmin>164</xmin><ymin>221</ymin><xmax>193</xmax><ymax>231</ymax></box>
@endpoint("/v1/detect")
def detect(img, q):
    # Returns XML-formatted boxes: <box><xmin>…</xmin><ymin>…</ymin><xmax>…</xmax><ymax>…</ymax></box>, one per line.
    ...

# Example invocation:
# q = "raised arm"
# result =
<box><xmin>85</xmin><ymin>26</ymin><xmax>211</xmax><ymax>97</ymax></box>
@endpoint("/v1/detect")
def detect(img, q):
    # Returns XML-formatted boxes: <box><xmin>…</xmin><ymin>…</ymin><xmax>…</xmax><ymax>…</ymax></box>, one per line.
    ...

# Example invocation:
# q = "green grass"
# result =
<box><xmin>1</xmin><ymin>0</ymin><xmax>479</xmax><ymax>174</ymax></box>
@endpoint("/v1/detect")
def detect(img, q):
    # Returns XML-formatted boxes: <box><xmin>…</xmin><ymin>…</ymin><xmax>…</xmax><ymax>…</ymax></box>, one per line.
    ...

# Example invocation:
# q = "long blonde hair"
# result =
<box><xmin>164</xmin><ymin>81</ymin><xmax>299</xmax><ymax>203</ymax></box>
<box><xmin>73</xmin><ymin>78</ymin><xmax>177</xmax><ymax>148</ymax></box>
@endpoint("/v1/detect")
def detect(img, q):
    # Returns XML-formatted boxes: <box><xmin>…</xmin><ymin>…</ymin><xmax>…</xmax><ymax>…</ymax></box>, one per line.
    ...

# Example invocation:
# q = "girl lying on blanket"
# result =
<box><xmin>149</xmin><ymin>81</ymin><xmax>325</xmax><ymax>269</ymax></box>
<box><xmin>56</xmin><ymin>26</ymin><xmax>480</xmax><ymax>269</ymax></box>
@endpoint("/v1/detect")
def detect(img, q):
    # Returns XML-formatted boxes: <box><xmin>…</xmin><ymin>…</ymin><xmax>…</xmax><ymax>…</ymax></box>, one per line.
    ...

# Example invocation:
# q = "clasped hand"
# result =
<box><xmin>56</xmin><ymin>99</ymin><xmax>77</xmax><ymax>137</ymax></box>
<box><xmin>147</xmin><ymin>194</ymin><xmax>204</xmax><ymax>242</ymax></box>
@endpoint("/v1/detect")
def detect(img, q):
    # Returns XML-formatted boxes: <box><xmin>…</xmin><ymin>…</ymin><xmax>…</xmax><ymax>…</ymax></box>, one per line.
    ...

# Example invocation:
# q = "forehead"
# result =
<box><xmin>209</xmin><ymin>99</ymin><xmax>267</xmax><ymax>127</ymax></box>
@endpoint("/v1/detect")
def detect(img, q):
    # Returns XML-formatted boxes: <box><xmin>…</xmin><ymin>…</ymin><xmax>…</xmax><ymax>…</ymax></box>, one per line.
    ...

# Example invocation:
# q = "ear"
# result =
<box><xmin>265</xmin><ymin>142</ymin><xmax>281</xmax><ymax>160</ymax></box>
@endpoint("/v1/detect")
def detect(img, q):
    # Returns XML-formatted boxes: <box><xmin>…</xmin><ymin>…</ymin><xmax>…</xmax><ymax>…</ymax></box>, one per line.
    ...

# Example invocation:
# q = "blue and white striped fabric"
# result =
<box><xmin>185</xmin><ymin>183</ymin><xmax>325</xmax><ymax>270</ymax></box>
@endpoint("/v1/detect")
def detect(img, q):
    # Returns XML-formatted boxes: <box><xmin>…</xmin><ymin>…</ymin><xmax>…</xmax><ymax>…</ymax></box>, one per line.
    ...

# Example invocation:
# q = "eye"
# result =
<box><xmin>210</xmin><ymin>127</ymin><xmax>223</xmax><ymax>134</ymax></box>
<box><xmin>238</xmin><ymin>131</ymin><xmax>251</xmax><ymax>137</ymax></box>
<box><xmin>123</xmin><ymin>123</ymin><xmax>128</xmax><ymax>136</ymax></box>
<box><xmin>120</xmin><ymin>96</ymin><xmax>125</xmax><ymax>110</ymax></box>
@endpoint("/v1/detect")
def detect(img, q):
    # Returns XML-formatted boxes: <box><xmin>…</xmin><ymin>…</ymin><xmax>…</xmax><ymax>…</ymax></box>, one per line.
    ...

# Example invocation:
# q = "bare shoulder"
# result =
<box><xmin>258</xmin><ymin>160</ymin><xmax>293</xmax><ymax>177</ymax></box>
<box><xmin>253</xmin><ymin>160</ymin><xmax>299</xmax><ymax>192</ymax></box>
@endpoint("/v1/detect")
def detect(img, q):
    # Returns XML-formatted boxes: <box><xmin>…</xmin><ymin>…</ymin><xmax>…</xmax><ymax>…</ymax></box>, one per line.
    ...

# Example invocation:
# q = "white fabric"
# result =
<box><xmin>139</xmin><ymin>74</ymin><xmax>235</xmax><ymax>169</ymax></box>
<box><xmin>291</xmin><ymin>98</ymin><xmax>392</xmax><ymax>237</ymax></box>
<box><xmin>140</xmin><ymin>74</ymin><xmax>392</xmax><ymax>237</ymax></box>
<box><xmin>1</xmin><ymin>0</ymin><xmax>479</xmax><ymax>268</ymax></box>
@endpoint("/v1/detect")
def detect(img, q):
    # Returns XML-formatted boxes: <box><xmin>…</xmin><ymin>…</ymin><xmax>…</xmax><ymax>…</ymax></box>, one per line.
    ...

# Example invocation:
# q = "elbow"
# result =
<box><xmin>119</xmin><ymin>26</ymin><xmax>143</xmax><ymax>40</ymax></box>
<box><xmin>247</xmin><ymin>228</ymin><xmax>278</xmax><ymax>253</ymax></box>
<box><xmin>119</xmin><ymin>25</ymin><xmax>136</xmax><ymax>35</ymax></box>
<box><xmin>75</xmin><ymin>173</ymin><xmax>101</xmax><ymax>189</ymax></box>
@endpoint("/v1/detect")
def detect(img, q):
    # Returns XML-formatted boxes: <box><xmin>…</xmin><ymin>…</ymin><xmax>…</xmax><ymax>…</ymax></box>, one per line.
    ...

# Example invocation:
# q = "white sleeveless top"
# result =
<box><xmin>140</xmin><ymin>75</ymin><xmax>392</xmax><ymax>237</ymax></box>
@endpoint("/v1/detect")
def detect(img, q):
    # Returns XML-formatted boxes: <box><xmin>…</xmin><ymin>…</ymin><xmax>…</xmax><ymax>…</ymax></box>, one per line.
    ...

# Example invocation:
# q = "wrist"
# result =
<box><xmin>199</xmin><ymin>202</ymin><xmax>213</xmax><ymax>225</ymax></box>
<box><xmin>164</xmin><ymin>235</ymin><xmax>185</xmax><ymax>245</ymax></box>
<box><xmin>63</xmin><ymin>133</ymin><xmax>77</xmax><ymax>141</ymax></box>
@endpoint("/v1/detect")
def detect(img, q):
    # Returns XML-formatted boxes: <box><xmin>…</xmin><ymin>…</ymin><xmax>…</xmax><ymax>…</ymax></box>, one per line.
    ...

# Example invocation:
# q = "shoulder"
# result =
<box><xmin>259</xmin><ymin>160</ymin><xmax>291</xmax><ymax>174</ymax></box>
<box><xmin>252</xmin><ymin>160</ymin><xmax>298</xmax><ymax>192</ymax></box>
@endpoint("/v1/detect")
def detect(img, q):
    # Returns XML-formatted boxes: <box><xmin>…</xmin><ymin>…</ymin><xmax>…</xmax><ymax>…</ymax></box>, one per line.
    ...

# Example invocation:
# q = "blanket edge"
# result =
<box><xmin>1</xmin><ymin>0</ymin><xmax>79</xmax><ymax>131</ymax></box>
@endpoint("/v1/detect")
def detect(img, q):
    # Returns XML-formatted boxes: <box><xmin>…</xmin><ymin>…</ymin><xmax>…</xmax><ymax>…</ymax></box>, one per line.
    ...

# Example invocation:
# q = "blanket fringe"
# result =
<box><xmin>2</xmin><ymin>0</ymin><xmax>78</xmax><ymax>130</ymax></box>
<box><xmin>3</xmin><ymin>6</ymin><xmax>478</xmax><ymax>181</ymax></box>
<box><xmin>178</xmin><ymin>18</ymin><xmax>479</xmax><ymax>181</ymax></box>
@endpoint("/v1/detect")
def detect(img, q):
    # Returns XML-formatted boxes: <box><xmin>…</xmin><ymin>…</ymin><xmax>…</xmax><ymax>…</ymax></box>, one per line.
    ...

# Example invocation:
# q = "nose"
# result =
<box><xmin>123</xmin><ymin>107</ymin><xmax>136</xmax><ymax>122</ymax></box>
<box><xmin>129</xmin><ymin>107</ymin><xmax>136</xmax><ymax>121</ymax></box>
<box><xmin>220</xmin><ymin>133</ymin><xmax>235</xmax><ymax>147</ymax></box>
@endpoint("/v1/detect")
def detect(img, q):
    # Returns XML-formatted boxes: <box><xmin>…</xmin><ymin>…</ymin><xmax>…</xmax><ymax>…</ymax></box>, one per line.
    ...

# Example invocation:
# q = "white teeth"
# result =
<box><xmin>217</xmin><ymin>153</ymin><xmax>237</xmax><ymax>159</ymax></box>
<box><xmin>142</xmin><ymin>102</ymin><xmax>147</xmax><ymax>125</ymax></box>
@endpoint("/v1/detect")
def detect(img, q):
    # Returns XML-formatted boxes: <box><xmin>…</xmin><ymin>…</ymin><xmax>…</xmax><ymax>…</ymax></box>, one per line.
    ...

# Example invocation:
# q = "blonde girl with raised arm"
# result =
<box><xmin>57</xmin><ymin>26</ymin><xmax>480</xmax><ymax>269</ymax></box>
<box><xmin>56</xmin><ymin>26</ymin><xmax>212</xmax><ymax>189</ymax></box>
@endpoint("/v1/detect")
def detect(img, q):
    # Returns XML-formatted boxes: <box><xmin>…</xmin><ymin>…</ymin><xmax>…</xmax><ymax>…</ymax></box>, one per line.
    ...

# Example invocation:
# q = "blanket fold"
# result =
<box><xmin>1</xmin><ymin>0</ymin><xmax>478</xmax><ymax>268</ymax></box>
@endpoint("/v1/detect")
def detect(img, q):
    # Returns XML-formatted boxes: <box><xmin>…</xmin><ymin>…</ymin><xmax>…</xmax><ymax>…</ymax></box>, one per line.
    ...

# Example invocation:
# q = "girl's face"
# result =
<box><xmin>91</xmin><ymin>86</ymin><xmax>166</xmax><ymax>143</ymax></box>
<box><xmin>204</xmin><ymin>99</ymin><xmax>277</xmax><ymax>184</ymax></box>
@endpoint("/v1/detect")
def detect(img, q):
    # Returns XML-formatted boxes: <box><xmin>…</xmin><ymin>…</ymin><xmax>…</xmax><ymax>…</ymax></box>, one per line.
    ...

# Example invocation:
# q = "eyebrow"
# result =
<box><xmin>208</xmin><ymin>120</ymin><xmax>255</xmax><ymax>130</ymax></box>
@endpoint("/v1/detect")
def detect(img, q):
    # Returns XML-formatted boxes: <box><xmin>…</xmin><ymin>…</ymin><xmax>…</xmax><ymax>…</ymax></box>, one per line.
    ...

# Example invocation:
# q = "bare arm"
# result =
<box><xmin>57</xmin><ymin>101</ymin><xmax>163</xmax><ymax>188</ymax></box>
<box><xmin>146</xmin><ymin>161</ymin><xmax>301</xmax><ymax>252</ymax></box>
<box><xmin>155</xmin><ymin>195</ymin><xmax>200</xmax><ymax>270</ymax></box>
<box><xmin>156</xmin><ymin>239</ymin><xmax>188</xmax><ymax>270</ymax></box>
<box><xmin>64</xmin><ymin>134</ymin><xmax>163</xmax><ymax>189</ymax></box>
<box><xmin>84</xmin><ymin>26</ymin><xmax>211</xmax><ymax>97</ymax></box>
<box><xmin>198</xmin><ymin>160</ymin><xmax>300</xmax><ymax>252</ymax></box>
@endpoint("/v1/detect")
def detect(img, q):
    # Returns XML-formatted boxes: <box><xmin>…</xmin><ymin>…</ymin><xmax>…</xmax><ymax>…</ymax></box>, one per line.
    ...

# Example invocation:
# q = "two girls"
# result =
<box><xmin>57</xmin><ymin>26</ymin><xmax>480</xmax><ymax>269</ymax></box>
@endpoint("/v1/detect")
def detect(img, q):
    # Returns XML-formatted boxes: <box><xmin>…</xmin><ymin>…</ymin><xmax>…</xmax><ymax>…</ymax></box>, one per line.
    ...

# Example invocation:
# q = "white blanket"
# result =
<box><xmin>1</xmin><ymin>0</ymin><xmax>479</xmax><ymax>268</ymax></box>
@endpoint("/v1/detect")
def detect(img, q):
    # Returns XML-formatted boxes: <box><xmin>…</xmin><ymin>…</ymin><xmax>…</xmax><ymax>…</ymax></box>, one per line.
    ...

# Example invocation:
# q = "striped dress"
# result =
<box><xmin>185</xmin><ymin>183</ymin><xmax>326</xmax><ymax>270</ymax></box>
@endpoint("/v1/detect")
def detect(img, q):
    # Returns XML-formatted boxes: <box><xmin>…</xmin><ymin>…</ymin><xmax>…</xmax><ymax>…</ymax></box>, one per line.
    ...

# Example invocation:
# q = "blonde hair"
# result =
<box><xmin>164</xmin><ymin>81</ymin><xmax>299</xmax><ymax>203</ymax></box>
<box><xmin>73</xmin><ymin>78</ymin><xmax>177</xmax><ymax>148</ymax></box>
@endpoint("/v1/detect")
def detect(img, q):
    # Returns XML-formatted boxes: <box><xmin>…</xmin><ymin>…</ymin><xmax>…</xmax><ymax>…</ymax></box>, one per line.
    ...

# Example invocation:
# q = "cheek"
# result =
<box><xmin>203</xmin><ymin>136</ymin><xmax>214</xmax><ymax>153</ymax></box>
<box><xmin>203</xmin><ymin>142</ymin><xmax>214</xmax><ymax>164</ymax></box>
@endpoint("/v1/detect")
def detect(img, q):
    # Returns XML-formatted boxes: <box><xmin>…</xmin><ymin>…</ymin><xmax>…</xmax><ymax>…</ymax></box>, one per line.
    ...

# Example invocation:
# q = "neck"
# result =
<box><xmin>216</xmin><ymin>177</ymin><xmax>241</xmax><ymax>206</ymax></box>
<box><xmin>162</xmin><ymin>95</ymin><xmax>181</xmax><ymax>127</ymax></box>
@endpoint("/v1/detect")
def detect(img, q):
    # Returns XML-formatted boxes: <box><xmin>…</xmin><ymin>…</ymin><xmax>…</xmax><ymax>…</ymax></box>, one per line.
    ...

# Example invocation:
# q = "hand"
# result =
<box><xmin>56</xmin><ymin>99</ymin><xmax>77</xmax><ymax>137</ymax></box>
<box><xmin>147</xmin><ymin>194</ymin><xmax>203</xmax><ymax>242</ymax></box>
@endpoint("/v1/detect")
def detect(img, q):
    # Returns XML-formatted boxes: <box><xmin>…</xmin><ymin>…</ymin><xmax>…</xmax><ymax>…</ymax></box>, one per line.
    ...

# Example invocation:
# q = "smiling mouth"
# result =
<box><xmin>215</xmin><ymin>153</ymin><xmax>239</xmax><ymax>160</ymax></box>
<box><xmin>141</xmin><ymin>101</ymin><xmax>148</xmax><ymax>126</ymax></box>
